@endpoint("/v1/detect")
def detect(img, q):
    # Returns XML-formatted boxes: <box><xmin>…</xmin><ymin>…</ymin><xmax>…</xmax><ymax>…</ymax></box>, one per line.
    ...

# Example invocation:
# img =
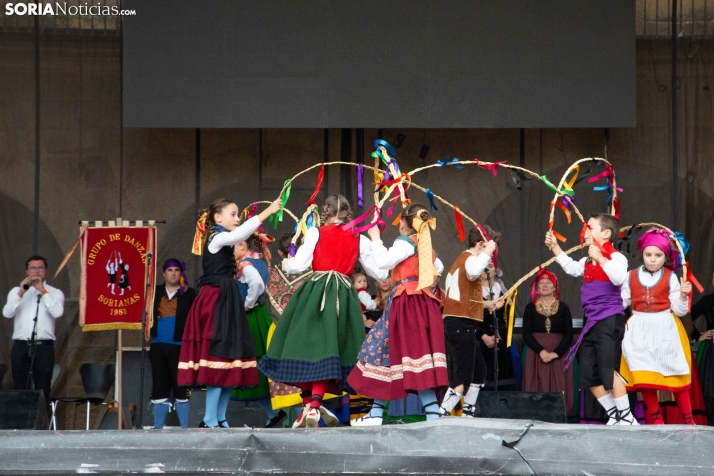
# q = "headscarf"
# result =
<box><xmin>531</xmin><ymin>267</ymin><xmax>559</xmax><ymax>304</ymax></box>
<box><xmin>163</xmin><ymin>259</ymin><xmax>188</xmax><ymax>294</ymax></box>
<box><xmin>636</xmin><ymin>227</ymin><xmax>683</xmax><ymax>271</ymax></box>
<box><xmin>409</xmin><ymin>208</ymin><xmax>440</xmax><ymax>291</ymax></box>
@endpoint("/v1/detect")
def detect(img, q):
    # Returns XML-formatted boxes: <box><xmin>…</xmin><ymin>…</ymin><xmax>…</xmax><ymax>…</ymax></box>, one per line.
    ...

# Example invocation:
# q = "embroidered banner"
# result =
<box><xmin>79</xmin><ymin>226</ymin><xmax>157</xmax><ymax>331</ymax></box>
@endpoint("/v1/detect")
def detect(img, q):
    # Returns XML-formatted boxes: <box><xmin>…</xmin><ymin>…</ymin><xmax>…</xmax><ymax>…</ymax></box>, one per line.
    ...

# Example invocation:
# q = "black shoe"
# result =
<box><xmin>265</xmin><ymin>410</ymin><xmax>287</xmax><ymax>428</ymax></box>
<box><xmin>218</xmin><ymin>420</ymin><xmax>229</xmax><ymax>428</ymax></box>
<box><xmin>199</xmin><ymin>420</ymin><xmax>219</xmax><ymax>429</ymax></box>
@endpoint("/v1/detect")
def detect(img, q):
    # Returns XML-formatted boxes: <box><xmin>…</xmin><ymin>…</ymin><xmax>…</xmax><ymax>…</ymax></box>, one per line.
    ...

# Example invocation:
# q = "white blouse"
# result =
<box><xmin>369</xmin><ymin>238</ymin><xmax>445</xmax><ymax>273</ymax></box>
<box><xmin>237</xmin><ymin>265</ymin><xmax>265</xmax><ymax>309</ymax></box>
<box><xmin>207</xmin><ymin>216</ymin><xmax>262</xmax><ymax>254</ymax></box>
<box><xmin>284</xmin><ymin>227</ymin><xmax>388</xmax><ymax>280</ymax></box>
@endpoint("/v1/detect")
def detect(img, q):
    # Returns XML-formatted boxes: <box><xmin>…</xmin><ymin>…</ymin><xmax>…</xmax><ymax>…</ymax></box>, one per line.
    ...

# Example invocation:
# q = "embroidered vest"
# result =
<box><xmin>630</xmin><ymin>267</ymin><xmax>672</xmax><ymax>313</ymax></box>
<box><xmin>392</xmin><ymin>235</ymin><xmax>437</xmax><ymax>299</ymax></box>
<box><xmin>443</xmin><ymin>251</ymin><xmax>485</xmax><ymax>321</ymax></box>
<box><xmin>583</xmin><ymin>242</ymin><xmax>617</xmax><ymax>283</ymax></box>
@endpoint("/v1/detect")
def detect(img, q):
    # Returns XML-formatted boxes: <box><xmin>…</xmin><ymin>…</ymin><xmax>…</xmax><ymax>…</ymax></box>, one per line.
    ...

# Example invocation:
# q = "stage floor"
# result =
<box><xmin>0</xmin><ymin>418</ymin><xmax>712</xmax><ymax>475</ymax></box>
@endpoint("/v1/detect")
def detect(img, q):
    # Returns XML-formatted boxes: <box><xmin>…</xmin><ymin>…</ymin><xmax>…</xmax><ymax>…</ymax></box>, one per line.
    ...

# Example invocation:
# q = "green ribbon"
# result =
<box><xmin>269</xmin><ymin>179</ymin><xmax>292</xmax><ymax>229</ymax></box>
<box><xmin>540</xmin><ymin>175</ymin><xmax>574</xmax><ymax>196</ymax></box>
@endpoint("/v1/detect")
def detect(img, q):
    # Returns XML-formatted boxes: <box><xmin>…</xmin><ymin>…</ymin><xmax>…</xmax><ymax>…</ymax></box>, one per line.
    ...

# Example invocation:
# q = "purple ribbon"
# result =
<box><xmin>357</xmin><ymin>164</ymin><xmax>364</xmax><ymax>209</ymax></box>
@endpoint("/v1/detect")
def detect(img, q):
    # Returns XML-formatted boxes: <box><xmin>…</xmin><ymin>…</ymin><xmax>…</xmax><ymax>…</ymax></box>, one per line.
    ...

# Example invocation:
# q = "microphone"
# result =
<box><xmin>146</xmin><ymin>251</ymin><xmax>153</xmax><ymax>261</ymax></box>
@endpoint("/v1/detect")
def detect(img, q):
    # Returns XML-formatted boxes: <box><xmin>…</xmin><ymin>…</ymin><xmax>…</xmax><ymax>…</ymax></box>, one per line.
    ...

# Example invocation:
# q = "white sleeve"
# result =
<box><xmin>43</xmin><ymin>287</ymin><xmax>64</xmax><ymax>318</ymax></box>
<box><xmin>242</xmin><ymin>266</ymin><xmax>265</xmax><ymax>309</ymax></box>
<box><xmin>2</xmin><ymin>288</ymin><xmax>22</xmax><ymax>318</ymax></box>
<box><xmin>602</xmin><ymin>252</ymin><xmax>628</xmax><ymax>286</ymax></box>
<box><xmin>358</xmin><ymin>235</ymin><xmax>388</xmax><ymax>280</ymax></box>
<box><xmin>370</xmin><ymin>239</ymin><xmax>415</xmax><ymax>270</ymax></box>
<box><xmin>285</xmin><ymin>227</ymin><xmax>319</xmax><ymax>274</ymax></box>
<box><xmin>358</xmin><ymin>290</ymin><xmax>377</xmax><ymax>311</ymax></box>
<box><xmin>669</xmin><ymin>272</ymin><xmax>688</xmax><ymax>317</ymax></box>
<box><xmin>621</xmin><ymin>273</ymin><xmax>632</xmax><ymax>309</ymax></box>
<box><xmin>434</xmin><ymin>257</ymin><xmax>444</xmax><ymax>274</ymax></box>
<box><xmin>555</xmin><ymin>253</ymin><xmax>585</xmax><ymax>277</ymax></box>
<box><xmin>208</xmin><ymin>216</ymin><xmax>262</xmax><ymax>254</ymax></box>
<box><xmin>464</xmin><ymin>252</ymin><xmax>491</xmax><ymax>281</ymax></box>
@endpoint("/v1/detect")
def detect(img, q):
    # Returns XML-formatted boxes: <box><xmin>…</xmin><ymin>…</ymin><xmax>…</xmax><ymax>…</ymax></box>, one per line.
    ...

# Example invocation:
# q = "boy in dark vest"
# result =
<box><xmin>439</xmin><ymin>226</ymin><xmax>501</xmax><ymax>417</ymax></box>
<box><xmin>150</xmin><ymin>259</ymin><xmax>197</xmax><ymax>428</ymax></box>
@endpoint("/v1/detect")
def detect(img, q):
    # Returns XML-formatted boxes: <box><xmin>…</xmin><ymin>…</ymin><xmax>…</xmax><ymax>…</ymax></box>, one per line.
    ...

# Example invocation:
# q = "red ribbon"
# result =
<box><xmin>612</xmin><ymin>196</ymin><xmax>621</xmax><ymax>220</ymax></box>
<box><xmin>684</xmin><ymin>263</ymin><xmax>705</xmax><ymax>293</ymax></box>
<box><xmin>473</xmin><ymin>158</ymin><xmax>507</xmax><ymax>176</ymax></box>
<box><xmin>477</xmin><ymin>223</ymin><xmax>498</xmax><ymax>268</ymax></box>
<box><xmin>580</xmin><ymin>221</ymin><xmax>611</xmax><ymax>259</ymax></box>
<box><xmin>454</xmin><ymin>206</ymin><xmax>465</xmax><ymax>242</ymax></box>
<box><xmin>306</xmin><ymin>163</ymin><xmax>325</xmax><ymax>206</ymax></box>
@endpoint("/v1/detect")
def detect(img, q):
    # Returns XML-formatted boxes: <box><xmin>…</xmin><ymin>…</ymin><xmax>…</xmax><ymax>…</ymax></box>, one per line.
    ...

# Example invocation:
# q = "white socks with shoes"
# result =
<box><xmin>613</xmin><ymin>395</ymin><xmax>638</xmax><ymax>425</ymax></box>
<box><xmin>439</xmin><ymin>388</ymin><xmax>462</xmax><ymax>416</ymax></box>
<box><xmin>461</xmin><ymin>384</ymin><xmax>482</xmax><ymax>418</ymax></box>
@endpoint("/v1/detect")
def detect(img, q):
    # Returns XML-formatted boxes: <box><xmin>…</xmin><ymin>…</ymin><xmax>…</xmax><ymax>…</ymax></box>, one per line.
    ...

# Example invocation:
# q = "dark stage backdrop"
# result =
<box><xmin>122</xmin><ymin>0</ymin><xmax>635</xmax><ymax>128</ymax></box>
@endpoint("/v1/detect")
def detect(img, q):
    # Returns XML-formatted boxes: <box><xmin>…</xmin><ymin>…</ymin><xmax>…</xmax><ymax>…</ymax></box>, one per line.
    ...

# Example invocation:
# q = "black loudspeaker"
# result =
<box><xmin>0</xmin><ymin>391</ymin><xmax>49</xmax><ymax>429</ymax></box>
<box><xmin>473</xmin><ymin>391</ymin><xmax>566</xmax><ymax>423</ymax></box>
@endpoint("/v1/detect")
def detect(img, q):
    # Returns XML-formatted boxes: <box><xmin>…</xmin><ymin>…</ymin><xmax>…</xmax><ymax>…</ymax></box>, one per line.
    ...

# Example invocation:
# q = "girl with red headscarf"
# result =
<box><xmin>522</xmin><ymin>268</ymin><xmax>576</xmax><ymax>416</ymax></box>
<box><xmin>619</xmin><ymin>227</ymin><xmax>694</xmax><ymax>424</ymax></box>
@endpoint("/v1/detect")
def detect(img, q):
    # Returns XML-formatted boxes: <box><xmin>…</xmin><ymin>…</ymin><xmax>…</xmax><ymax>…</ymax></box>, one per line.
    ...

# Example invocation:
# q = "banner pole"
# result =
<box><xmin>117</xmin><ymin>329</ymin><xmax>123</xmax><ymax>429</ymax></box>
<box><xmin>116</xmin><ymin>216</ymin><xmax>123</xmax><ymax>430</ymax></box>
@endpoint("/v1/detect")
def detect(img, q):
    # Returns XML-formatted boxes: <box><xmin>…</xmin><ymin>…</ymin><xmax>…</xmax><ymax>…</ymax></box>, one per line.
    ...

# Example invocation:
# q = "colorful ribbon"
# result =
<box><xmin>505</xmin><ymin>289</ymin><xmax>518</xmax><ymax>347</ymax></box>
<box><xmin>374</xmin><ymin>139</ymin><xmax>397</xmax><ymax>159</ymax></box>
<box><xmin>426</xmin><ymin>188</ymin><xmax>439</xmax><ymax>211</ymax></box>
<box><xmin>555</xmin><ymin>199</ymin><xmax>572</xmax><ymax>224</ymax></box>
<box><xmin>477</xmin><ymin>223</ymin><xmax>498</xmax><ymax>269</ymax></box>
<box><xmin>474</xmin><ymin>158</ymin><xmax>507</xmax><ymax>176</ymax></box>
<box><xmin>437</xmin><ymin>156</ymin><xmax>463</xmax><ymax>169</ymax></box>
<box><xmin>357</xmin><ymin>163</ymin><xmax>364</xmax><ymax>209</ymax></box>
<box><xmin>306</xmin><ymin>164</ymin><xmax>325</xmax><ymax>206</ymax></box>
<box><xmin>342</xmin><ymin>205</ymin><xmax>384</xmax><ymax>234</ymax></box>
<box><xmin>192</xmin><ymin>212</ymin><xmax>208</xmax><ymax>256</ymax></box>
<box><xmin>269</xmin><ymin>179</ymin><xmax>292</xmax><ymax>229</ymax></box>
<box><xmin>540</xmin><ymin>175</ymin><xmax>574</xmax><ymax>196</ymax></box>
<box><xmin>453</xmin><ymin>206</ymin><xmax>465</xmax><ymax>242</ymax></box>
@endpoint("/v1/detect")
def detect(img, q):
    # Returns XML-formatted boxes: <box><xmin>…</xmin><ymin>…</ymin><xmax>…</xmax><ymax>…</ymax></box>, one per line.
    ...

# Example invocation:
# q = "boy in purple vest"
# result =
<box><xmin>545</xmin><ymin>213</ymin><xmax>636</xmax><ymax>425</ymax></box>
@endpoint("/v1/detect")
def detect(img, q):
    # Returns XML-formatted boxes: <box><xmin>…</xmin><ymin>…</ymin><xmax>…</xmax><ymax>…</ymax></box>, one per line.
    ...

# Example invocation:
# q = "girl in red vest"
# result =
<box><xmin>620</xmin><ymin>227</ymin><xmax>694</xmax><ymax>424</ymax></box>
<box><xmin>258</xmin><ymin>194</ymin><xmax>387</xmax><ymax>428</ymax></box>
<box><xmin>348</xmin><ymin>203</ymin><xmax>448</xmax><ymax>426</ymax></box>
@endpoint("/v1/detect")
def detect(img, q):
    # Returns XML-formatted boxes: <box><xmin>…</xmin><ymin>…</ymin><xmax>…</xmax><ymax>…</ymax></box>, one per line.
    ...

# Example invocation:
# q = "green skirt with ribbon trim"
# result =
<box><xmin>258</xmin><ymin>271</ymin><xmax>365</xmax><ymax>389</ymax></box>
<box><xmin>231</xmin><ymin>303</ymin><xmax>273</xmax><ymax>401</ymax></box>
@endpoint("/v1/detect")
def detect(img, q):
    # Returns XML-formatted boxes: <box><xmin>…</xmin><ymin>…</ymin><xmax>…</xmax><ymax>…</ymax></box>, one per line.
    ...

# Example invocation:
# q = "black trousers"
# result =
<box><xmin>444</xmin><ymin>317</ymin><xmax>487</xmax><ymax>389</ymax></box>
<box><xmin>149</xmin><ymin>343</ymin><xmax>189</xmax><ymax>400</ymax></box>
<box><xmin>578</xmin><ymin>314</ymin><xmax>626</xmax><ymax>390</ymax></box>
<box><xmin>11</xmin><ymin>341</ymin><xmax>55</xmax><ymax>403</ymax></box>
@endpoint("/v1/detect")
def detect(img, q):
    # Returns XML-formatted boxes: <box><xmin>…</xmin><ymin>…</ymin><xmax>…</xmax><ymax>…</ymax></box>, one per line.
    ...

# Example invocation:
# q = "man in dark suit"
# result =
<box><xmin>149</xmin><ymin>259</ymin><xmax>197</xmax><ymax>428</ymax></box>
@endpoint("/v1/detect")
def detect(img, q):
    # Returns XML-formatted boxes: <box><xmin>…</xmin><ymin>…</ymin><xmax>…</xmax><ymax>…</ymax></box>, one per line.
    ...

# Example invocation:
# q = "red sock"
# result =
<box><xmin>298</xmin><ymin>383</ymin><xmax>312</xmax><ymax>406</ymax></box>
<box><xmin>674</xmin><ymin>390</ymin><xmax>694</xmax><ymax>424</ymax></box>
<box><xmin>310</xmin><ymin>380</ymin><xmax>329</xmax><ymax>408</ymax></box>
<box><xmin>641</xmin><ymin>389</ymin><xmax>663</xmax><ymax>424</ymax></box>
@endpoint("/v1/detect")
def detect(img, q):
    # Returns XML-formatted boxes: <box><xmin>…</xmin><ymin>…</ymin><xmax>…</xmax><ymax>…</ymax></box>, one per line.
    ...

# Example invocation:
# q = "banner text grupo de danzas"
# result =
<box><xmin>80</xmin><ymin>226</ymin><xmax>157</xmax><ymax>331</ymax></box>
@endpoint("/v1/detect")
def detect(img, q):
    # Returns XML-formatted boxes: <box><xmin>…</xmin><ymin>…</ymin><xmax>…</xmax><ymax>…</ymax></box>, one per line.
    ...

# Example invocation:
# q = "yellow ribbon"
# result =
<box><xmin>411</xmin><ymin>214</ymin><xmax>439</xmax><ymax>291</ymax></box>
<box><xmin>505</xmin><ymin>289</ymin><xmax>518</xmax><ymax>347</ymax></box>
<box><xmin>192</xmin><ymin>212</ymin><xmax>208</xmax><ymax>256</ymax></box>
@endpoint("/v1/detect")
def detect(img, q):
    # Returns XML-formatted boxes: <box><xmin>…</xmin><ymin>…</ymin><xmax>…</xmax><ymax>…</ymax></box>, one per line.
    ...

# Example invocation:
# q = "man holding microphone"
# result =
<box><xmin>2</xmin><ymin>256</ymin><xmax>64</xmax><ymax>403</ymax></box>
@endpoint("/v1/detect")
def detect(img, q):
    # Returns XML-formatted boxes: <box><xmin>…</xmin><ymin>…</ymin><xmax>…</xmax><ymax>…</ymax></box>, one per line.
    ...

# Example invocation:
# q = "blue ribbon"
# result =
<box><xmin>673</xmin><ymin>232</ymin><xmax>690</xmax><ymax>265</ymax></box>
<box><xmin>373</xmin><ymin>139</ymin><xmax>397</xmax><ymax>158</ymax></box>
<box><xmin>426</xmin><ymin>188</ymin><xmax>439</xmax><ymax>211</ymax></box>
<box><xmin>437</xmin><ymin>156</ymin><xmax>463</xmax><ymax>169</ymax></box>
<box><xmin>593</xmin><ymin>184</ymin><xmax>611</xmax><ymax>192</ymax></box>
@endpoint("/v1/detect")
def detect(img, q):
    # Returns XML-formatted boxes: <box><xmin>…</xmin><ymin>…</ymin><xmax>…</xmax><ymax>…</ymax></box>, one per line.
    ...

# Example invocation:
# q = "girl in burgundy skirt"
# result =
<box><xmin>178</xmin><ymin>197</ymin><xmax>280</xmax><ymax>428</ymax></box>
<box><xmin>349</xmin><ymin>203</ymin><xmax>448</xmax><ymax>426</ymax></box>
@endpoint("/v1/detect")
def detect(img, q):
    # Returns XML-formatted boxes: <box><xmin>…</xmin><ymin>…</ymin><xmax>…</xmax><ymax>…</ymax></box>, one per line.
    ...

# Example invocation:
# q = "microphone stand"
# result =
<box><xmin>137</xmin><ymin>253</ymin><xmax>153</xmax><ymax>429</ymax></box>
<box><xmin>485</xmin><ymin>270</ymin><xmax>499</xmax><ymax>392</ymax></box>
<box><xmin>26</xmin><ymin>293</ymin><xmax>42</xmax><ymax>390</ymax></box>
